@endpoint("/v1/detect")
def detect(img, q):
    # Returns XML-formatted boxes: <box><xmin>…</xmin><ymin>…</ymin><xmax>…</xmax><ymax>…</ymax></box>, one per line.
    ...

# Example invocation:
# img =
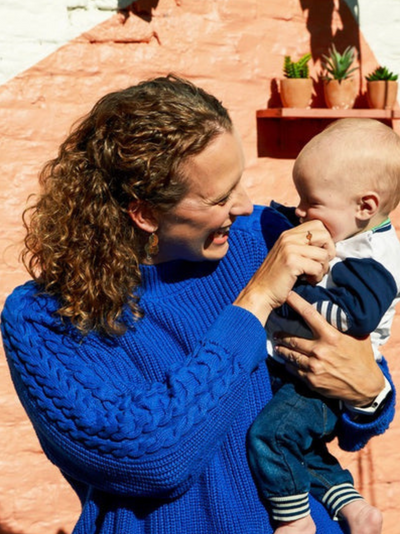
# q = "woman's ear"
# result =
<box><xmin>128</xmin><ymin>201</ymin><xmax>159</xmax><ymax>233</ymax></box>
<box><xmin>356</xmin><ymin>192</ymin><xmax>380</xmax><ymax>221</ymax></box>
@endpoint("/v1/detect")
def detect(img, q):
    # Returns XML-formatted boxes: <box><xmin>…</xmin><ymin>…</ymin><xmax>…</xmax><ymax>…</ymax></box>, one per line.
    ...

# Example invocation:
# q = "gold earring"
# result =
<box><xmin>144</xmin><ymin>232</ymin><xmax>159</xmax><ymax>261</ymax></box>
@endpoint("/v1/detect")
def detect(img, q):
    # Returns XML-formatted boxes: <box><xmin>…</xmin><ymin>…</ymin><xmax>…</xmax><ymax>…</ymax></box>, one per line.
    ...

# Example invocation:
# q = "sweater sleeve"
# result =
<box><xmin>1</xmin><ymin>283</ymin><xmax>268</xmax><ymax>500</ymax></box>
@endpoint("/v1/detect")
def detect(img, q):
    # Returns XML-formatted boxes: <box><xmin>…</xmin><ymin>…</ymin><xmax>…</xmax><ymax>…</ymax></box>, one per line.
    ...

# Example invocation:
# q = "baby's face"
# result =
<box><xmin>293</xmin><ymin>153</ymin><xmax>361</xmax><ymax>243</ymax></box>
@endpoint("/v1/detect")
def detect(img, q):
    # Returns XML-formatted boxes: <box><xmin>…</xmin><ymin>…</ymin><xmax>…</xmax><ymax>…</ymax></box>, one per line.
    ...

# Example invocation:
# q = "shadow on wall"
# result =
<box><xmin>299</xmin><ymin>0</ymin><xmax>363</xmax><ymax>107</ymax></box>
<box><xmin>119</xmin><ymin>0</ymin><xmax>160</xmax><ymax>22</ymax></box>
<box><xmin>262</xmin><ymin>0</ymin><xmax>367</xmax><ymax>158</ymax></box>
<box><xmin>300</xmin><ymin>0</ymin><xmax>360</xmax><ymax>59</ymax></box>
<box><xmin>118</xmin><ymin>0</ymin><xmax>138</xmax><ymax>7</ymax></box>
<box><xmin>0</xmin><ymin>525</ymin><xmax>67</xmax><ymax>534</ymax></box>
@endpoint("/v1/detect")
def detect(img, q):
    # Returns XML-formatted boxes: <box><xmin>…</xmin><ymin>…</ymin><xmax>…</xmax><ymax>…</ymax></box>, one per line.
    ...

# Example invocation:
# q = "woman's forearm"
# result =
<box><xmin>1</xmin><ymin>296</ymin><xmax>266</xmax><ymax>498</ymax></box>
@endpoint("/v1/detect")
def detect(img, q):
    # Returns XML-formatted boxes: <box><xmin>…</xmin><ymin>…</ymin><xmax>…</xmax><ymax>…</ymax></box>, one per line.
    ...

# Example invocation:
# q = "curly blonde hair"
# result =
<box><xmin>23</xmin><ymin>75</ymin><xmax>232</xmax><ymax>335</ymax></box>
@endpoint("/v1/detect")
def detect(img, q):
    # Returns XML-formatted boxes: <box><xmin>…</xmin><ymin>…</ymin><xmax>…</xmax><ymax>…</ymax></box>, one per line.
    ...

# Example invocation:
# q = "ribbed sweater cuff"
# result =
<box><xmin>337</xmin><ymin>358</ymin><xmax>395</xmax><ymax>451</ymax></box>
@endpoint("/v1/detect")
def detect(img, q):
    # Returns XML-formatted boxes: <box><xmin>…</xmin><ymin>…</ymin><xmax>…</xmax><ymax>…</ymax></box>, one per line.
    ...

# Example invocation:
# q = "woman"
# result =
<box><xmin>1</xmin><ymin>75</ymin><xmax>394</xmax><ymax>534</ymax></box>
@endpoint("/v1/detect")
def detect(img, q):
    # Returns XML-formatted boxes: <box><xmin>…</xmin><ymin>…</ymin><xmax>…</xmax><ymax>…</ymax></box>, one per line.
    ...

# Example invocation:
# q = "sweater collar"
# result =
<box><xmin>139</xmin><ymin>259</ymin><xmax>219</xmax><ymax>298</ymax></box>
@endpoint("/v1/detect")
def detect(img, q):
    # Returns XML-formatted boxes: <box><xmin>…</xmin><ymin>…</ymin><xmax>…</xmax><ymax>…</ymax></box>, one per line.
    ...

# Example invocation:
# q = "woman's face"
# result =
<box><xmin>154</xmin><ymin>129</ymin><xmax>253</xmax><ymax>263</ymax></box>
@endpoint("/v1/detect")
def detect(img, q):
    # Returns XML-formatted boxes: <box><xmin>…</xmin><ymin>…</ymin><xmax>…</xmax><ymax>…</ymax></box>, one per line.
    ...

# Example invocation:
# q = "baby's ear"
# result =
<box><xmin>356</xmin><ymin>192</ymin><xmax>380</xmax><ymax>221</ymax></box>
<box><xmin>128</xmin><ymin>200</ymin><xmax>159</xmax><ymax>233</ymax></box>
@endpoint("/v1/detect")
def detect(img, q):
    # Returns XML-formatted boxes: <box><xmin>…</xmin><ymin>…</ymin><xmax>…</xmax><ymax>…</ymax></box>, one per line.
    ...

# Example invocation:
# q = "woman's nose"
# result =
<box><xmin>231</xmin><ymin>184</ymin><xmax>253</xmax><ymax>216</ymax></box>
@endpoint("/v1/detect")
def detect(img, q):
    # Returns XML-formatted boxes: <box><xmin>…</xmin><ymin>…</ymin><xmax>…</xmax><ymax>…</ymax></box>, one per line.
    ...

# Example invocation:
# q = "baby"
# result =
<box><xmin>248</xmin><ymin>118</ymin><xmax>400</xmax><ymax>534</ymax></box>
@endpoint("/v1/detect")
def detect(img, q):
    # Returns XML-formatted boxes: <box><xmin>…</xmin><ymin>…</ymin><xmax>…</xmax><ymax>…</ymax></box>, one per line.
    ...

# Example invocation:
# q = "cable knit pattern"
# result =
<box><xmin>1</xmin><ymin>205</ymin><xmax>395</xmax><ymax>534</ymax></box>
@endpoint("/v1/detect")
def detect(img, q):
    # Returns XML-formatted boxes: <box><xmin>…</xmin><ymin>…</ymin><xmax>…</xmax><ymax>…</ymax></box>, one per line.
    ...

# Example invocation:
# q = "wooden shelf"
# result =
<box><xmin>256</xmin><ymin>108</ymin><xmax>397</xmax><ymax>158</ymax></box>
<box><xmin>257</xmin><ymin>108</ymin><xmax>394</xmax><ymax>119</ymax></box>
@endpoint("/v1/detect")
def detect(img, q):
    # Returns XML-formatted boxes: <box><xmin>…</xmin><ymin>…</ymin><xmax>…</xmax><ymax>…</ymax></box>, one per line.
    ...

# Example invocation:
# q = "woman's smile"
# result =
<box><xmin>208</xmin><ymin>224</ymin><xmax>232</xmax><ymax>246</ymax></box>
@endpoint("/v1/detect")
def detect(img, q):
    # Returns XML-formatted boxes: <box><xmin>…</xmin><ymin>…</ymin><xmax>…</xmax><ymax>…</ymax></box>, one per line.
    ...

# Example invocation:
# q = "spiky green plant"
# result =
<box><xmin>366</xmin><ymin>66</ymin><xmax>398</xmax><ymax>82</ymax></box>
<box><xmin>321</xmin><ymin>45</ymin><xmax>358</xmax><ymax>82</ymax></box>
<box><xmin>283</xmin><ymin>53</ymin><xmax>312</xmax><ymax>79</ymax></box>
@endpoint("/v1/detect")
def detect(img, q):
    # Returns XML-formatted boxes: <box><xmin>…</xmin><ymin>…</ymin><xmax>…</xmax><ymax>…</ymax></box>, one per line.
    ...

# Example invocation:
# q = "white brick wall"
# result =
<box><xmin>356</xmin><ymin>0</ymin><xmax>400</xmax><ymax>76</ymax></box>
<box><xmin>0</xmin><ymin>0</ymin><xmax>134</xmax><ymax>85</ymax></box>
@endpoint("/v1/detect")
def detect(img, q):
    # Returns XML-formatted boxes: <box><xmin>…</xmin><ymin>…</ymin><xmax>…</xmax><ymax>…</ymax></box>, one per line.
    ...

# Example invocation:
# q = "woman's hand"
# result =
<box><xmin>234</xmin><ymin>220</ymin><xmax>335</xmax><ymax>325</ymax></box>
<box><xmin>274</xmin><ymin>291</ymin><xmax>385</xmax><ymax>407</ymax></box>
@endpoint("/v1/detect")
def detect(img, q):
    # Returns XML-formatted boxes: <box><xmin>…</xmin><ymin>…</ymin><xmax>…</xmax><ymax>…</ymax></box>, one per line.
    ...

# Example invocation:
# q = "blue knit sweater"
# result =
<box><xmin>1</xmin><ymin>205</ymin><xmax>395</xmax><ymax>534</ymax></box>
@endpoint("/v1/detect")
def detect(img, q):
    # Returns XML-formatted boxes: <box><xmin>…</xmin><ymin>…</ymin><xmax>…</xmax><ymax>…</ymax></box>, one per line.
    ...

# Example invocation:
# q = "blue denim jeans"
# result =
<box><xmin>247</xmin><ymin>360</ymin><xmax>356</xmax><ymax>521</ymax></box>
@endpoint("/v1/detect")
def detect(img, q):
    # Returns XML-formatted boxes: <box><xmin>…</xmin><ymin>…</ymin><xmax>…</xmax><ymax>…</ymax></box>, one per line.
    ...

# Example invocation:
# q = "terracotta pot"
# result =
<box><xmin>280</xmin><ymin>78</ymin><xmax>313</xmax><ymax>108</ymax></box>
<box><xmin>366</xmin><ymin>80</ymin><xmax>398</xmax><ymax>110</ymax></box>
<box><xmin>323</xmin><ymin>78</ymin><xmax>356</xmax><ymax>110</ymax></box>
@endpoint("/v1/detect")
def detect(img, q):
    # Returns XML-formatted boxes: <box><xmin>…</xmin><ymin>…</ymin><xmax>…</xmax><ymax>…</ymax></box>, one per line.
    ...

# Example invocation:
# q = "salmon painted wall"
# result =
<box><xmin>1</xmin><ymin>1</ymin><xmax>400</xmax><ymax>533</ymax></box>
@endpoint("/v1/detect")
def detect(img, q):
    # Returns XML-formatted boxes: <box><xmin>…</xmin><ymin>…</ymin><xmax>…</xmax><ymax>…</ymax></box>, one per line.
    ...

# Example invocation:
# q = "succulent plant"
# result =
<box><xmin>283</xmin><ymin>53</ymin><xmax>312</xmax><ymax>79</ymax></box>
<box><xmin>321</xmin><ymin>44</ymin><xmax>358</xmax><ymax>82</ymax></box>
<box><xmin>366</xmin><ymin>66</ymin><xmax>398</xmax><ymax>82</ymax></box>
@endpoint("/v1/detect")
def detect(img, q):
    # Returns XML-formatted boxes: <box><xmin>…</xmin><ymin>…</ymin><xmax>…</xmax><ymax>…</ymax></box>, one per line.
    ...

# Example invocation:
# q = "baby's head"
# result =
<box><xmin>293</xmin><ymin>118</ymin><xmax>400</xmax><ymax>242</ymax></box>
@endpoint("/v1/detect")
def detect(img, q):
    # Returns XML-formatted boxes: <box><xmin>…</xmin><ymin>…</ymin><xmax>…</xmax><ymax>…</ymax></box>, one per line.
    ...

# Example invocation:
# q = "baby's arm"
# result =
<box><xmin>280</xmin><ymin>257</ymin><xmax>398</xmax><ymax>338</ymax></box>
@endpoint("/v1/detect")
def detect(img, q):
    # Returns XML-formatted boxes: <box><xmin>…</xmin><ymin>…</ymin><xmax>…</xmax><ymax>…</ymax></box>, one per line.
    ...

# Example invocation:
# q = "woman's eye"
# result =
<box><xmin>217</xmin><ymin>192</ymin><xmax>232</xmax><ymax>206</ymax></box>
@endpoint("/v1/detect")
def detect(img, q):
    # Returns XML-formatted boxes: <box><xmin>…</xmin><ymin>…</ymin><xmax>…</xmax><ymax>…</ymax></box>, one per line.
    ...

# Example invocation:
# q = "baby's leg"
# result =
<box><xmin>339</xmin><ymin>500</ymin><xmax>382</xmax><ymax>534</ymax></box>
<box><xmin>321</xmin><ymin>483</ymin><xmax>382</xmax><ymax>534</ymax></box>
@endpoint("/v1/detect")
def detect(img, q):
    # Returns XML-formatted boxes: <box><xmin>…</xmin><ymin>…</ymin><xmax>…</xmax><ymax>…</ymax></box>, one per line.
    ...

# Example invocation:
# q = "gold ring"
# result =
<box><xmin>306</xmin><ymin>231</ymin><xmax>312</xmax><ymax>244</ymax></box>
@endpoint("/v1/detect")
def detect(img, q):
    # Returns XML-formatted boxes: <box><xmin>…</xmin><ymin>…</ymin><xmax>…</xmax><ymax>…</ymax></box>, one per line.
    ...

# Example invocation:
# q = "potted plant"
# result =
<box><xmin>321</xmin><ymin>45</ymin><xmax>358</xmax><ymax>109</ymax></box>
<box><xmin>365</xmin><ymin>66</ymin><xmax>398</xmax><ymax>110</ymax></box>
<box><xmin>280</xmin><ymin>52</ymin><xmax>313</xmax><ymax>108</ymax></box>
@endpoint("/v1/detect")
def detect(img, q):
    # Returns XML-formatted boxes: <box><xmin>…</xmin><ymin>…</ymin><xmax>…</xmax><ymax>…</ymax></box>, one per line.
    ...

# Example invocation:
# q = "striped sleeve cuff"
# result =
<box><xmin>269</xmin><ymin>493</ymin><xmax>310</xmax><ymax>522</ymax></box>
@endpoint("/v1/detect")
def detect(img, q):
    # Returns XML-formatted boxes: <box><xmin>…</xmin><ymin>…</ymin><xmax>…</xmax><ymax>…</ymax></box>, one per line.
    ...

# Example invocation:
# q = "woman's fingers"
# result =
<box><xmin>234</xmin><ymin>220</ymin><xmax>335</xmax><ymax>325</ymax></box>
<box><xmin>285</xmin><ymin>291</ymin><xmax>338</xmax><ymax>339</ymax></box>
<box><xmin>277</xmin><ymin>221</ymin><xmax>335</xmax><ymax>284</ymax></box>
<box><xmin>274</xmin><ymin>292</ymin><xmax>384</xmax><ymax>404</ymax></box>
<box><xmin>287</xmin><ymin>219</ymin><xmax>336</xmax><ymax>260</ymax></box>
